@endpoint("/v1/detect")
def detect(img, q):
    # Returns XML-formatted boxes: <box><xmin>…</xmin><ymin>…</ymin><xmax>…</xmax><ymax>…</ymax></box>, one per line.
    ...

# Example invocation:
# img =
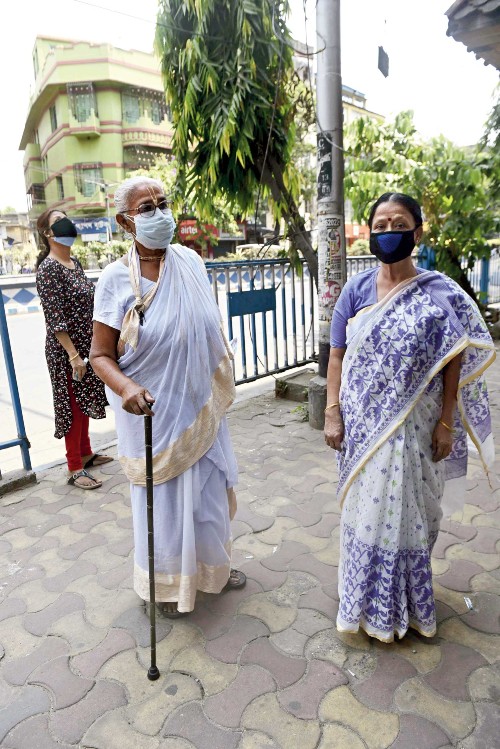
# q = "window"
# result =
<box><xmin>34</xmin><ymin>130</ymin><xmax>39</xmax><ymax>145</ymax></box>
<box><xmin>151</xmin><ymin>98</ymin><xmax>163</xmax><ymax>125</ymax></box>
<box><xmin>33</xmin><ymin>48</ymin><xmax>39</xmax><ymax>78</ymax></box>
<box><xmin>123</xmin><ymin>145</ymin><xmax>164</xmax><ymax>170</ymax></box>
<box><xmin>49</xmin><ymin>105</ymin><xmax>57</xmax><ymax>132</ymax></box>
<box><xmin>67</xmin><ymin>82</ymin><xmax>98</xmax><ymax>123</ymax></box>
<box><xmin>29</xmin><ymin>184</ymin><xmax>46</xmax><ymax>207</ymax></box>
<box><xmin>122</xmin><ymin>92</ymin><xmax>140</xmax><ymax>123</ymax></box>
<box><xmin>74</xmin><ymin>163</ymin><xmax>103</xmax><ymax>197</ymax></box>
<box><xmin>56</xmin><ymin>176</ymin><xmax>64</xmax><ymax>200</ymax></box>
<box><xmin>122</xmin><ymin>87</ymin><xmax>168</xmax><ymax>124</ymax></box>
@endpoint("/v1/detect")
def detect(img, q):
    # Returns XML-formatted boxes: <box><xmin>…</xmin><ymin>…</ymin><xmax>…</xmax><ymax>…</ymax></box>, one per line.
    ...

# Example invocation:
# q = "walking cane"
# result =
<box><xmin>144</xmin><ymin>414</ymin><xmax>160</xmax><ymax>681</ymax></box>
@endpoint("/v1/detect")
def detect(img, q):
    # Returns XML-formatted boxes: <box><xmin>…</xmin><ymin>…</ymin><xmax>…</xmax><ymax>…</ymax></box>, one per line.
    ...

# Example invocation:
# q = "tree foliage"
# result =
<box><xmin>344</xmin><ymin>110</ymin><xmax>500</xmax><ymax>303</ymax></box>
<box><xmin>155</xmin><ymin>0</ymin><xmax>317</xmax><ymax>282</ymax></box>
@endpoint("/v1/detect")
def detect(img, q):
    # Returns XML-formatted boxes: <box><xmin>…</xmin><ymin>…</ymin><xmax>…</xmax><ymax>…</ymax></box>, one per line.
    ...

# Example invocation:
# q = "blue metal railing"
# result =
<box><xmin>206</xmin><ymin>258</ymin><xmax>316</xmax><ymax>384</ymax></box>
<box><xmin>0</xmin><ymin>292</ymin><xmax>31</xmax><ymax>471</ymax></box>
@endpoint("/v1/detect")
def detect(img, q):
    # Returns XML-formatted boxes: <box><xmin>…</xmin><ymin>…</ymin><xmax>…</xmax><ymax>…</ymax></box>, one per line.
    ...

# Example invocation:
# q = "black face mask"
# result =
<box><xmin>369</xmin><ymin>230</ymin><xmax>416</xmax><ymax>264</ymax></box>
<box><xmin>51</xmin><ymin>217</ymin><xmax>78</xmax><ymax>238</ymax></box>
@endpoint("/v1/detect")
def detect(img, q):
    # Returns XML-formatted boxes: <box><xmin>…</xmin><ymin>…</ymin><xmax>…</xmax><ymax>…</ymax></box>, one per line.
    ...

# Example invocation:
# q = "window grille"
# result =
<box><xmin>67</xmin><ymin>82</ymin><xmax>98</xmax><ymax>123</ymax></box>
<box><xmin>73</xmin><ymin>163</ymin><xmax>103</xmax><ymax>197</ymax></box>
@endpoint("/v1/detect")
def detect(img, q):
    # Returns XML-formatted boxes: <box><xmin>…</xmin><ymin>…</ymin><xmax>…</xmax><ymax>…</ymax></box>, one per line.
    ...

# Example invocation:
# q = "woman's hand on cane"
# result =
<box><xmin>121</xmin><ymin>383</ymin><xmax>155</xmax><ymax>416</ymax></box>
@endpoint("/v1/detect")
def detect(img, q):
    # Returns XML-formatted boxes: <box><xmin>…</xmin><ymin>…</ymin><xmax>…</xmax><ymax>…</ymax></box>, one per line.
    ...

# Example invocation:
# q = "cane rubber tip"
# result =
<box><xmin>147</xmin><ymin>666</ymin><xmax>160</xmax><ymax>681</ymax></box>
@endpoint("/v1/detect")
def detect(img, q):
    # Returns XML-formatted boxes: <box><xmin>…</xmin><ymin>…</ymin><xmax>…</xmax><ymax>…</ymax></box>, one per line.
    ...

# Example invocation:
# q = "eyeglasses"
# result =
<box><xmin>127</xmin><ymin>200</ymin><xmax>171</xmax><ymax>218</ymax></box>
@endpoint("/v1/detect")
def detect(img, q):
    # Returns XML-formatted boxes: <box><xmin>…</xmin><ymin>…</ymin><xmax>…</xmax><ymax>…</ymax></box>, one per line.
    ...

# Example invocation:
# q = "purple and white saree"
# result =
<box><xmin>336</xmin><ymin>271</ymin><xmax>495</xmax><ymax>641</ymax></box>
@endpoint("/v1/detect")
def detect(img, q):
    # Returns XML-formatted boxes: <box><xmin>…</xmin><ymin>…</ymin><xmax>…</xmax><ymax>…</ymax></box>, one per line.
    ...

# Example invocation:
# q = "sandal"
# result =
<box><xmin>83</xmin><ymin>453</ymin><xmax>114</xmax><ymax>468</ymax></box>
<box><xmin>222</xmin><ymin>569</ymin><xmax>247</xmax><ymax>591</ymax></box>
<box><xmin>160</xmin><ymin>604</ymin><xmax>189</xmax><ymax>619</ymax></box>
<box><xmin>67</xmin><ymin>469</ymin><xmax>102</xmax><ymax>490</ymax></box>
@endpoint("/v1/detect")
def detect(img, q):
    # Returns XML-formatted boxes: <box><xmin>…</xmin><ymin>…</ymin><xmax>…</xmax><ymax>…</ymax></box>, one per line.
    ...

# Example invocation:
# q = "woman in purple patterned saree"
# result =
<box><xmin>324</xmin><ymin>193</ymin><xmax>495</xmax><ymax>642</ymax></box>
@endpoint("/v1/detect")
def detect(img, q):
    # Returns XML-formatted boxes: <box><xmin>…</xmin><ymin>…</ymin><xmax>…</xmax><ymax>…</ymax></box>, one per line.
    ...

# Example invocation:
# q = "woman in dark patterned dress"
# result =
<box><xmin>36</xmin><ymin>208</ymin><xmax>111</xmax><ymax>489</ymax></box>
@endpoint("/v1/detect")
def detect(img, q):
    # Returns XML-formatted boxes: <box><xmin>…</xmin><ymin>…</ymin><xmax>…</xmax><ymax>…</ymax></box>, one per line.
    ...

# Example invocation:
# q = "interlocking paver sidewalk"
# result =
<box><xmin>1</xmin><ymin>348</ymin><xmax>500</xmax><ymax>748</ymax></box>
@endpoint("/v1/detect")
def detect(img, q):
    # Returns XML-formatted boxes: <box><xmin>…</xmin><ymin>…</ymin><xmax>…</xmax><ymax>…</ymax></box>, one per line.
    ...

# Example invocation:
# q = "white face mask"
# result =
<box><xmin>126</xmin><ymin>208</ymin><xmax>176</xmax><ymax>250</ymax></box>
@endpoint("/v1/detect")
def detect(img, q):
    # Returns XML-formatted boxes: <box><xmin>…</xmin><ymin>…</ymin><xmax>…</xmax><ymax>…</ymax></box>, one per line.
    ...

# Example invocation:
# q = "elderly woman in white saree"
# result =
<box><xmin>325</xmin><ymin>192</ymin><xmax>495</xmax><ymax>642</ymax></box>
<box><xmin>90</xmin><ymin>177</ymin><xmax>245</xmax><ymax>618</ymax></box>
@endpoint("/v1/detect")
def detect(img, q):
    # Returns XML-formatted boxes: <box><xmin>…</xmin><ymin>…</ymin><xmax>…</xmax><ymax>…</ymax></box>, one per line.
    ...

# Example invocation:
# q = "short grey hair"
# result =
<box><xmin>114</xmin><ymin>176</ymin><xmax>164</xmax><ymax>214</ymax></box>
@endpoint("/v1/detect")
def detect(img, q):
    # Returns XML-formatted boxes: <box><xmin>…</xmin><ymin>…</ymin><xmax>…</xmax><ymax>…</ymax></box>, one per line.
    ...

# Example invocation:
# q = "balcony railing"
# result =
<box><xmin>69</xmin><ymin>111</ymin><xmax>100</xmax><ymax>138</ymax></box>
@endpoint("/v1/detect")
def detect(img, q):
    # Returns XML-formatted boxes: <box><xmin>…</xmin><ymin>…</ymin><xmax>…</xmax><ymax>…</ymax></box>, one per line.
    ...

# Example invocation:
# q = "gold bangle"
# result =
<box><xmin>439</xmin><ymin>419</ymin><xmax>455</xmax><ymax>433</ymax></box>
<box><xmin>325</xmin><ymin>402</ymin><xmax>340</xmax><ymax>413</ymax></box>
<box><xmin>68</xmin><ymin>352</ymin><xmax>79</xmax><ymax>362</ymax></box>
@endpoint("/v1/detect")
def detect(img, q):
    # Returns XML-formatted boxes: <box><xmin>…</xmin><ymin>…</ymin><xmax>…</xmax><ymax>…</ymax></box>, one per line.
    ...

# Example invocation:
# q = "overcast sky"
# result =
<box><xmin>1</xmin><ymin>0</ymin><xmax>498</xmax><ymax>211</ymax></box>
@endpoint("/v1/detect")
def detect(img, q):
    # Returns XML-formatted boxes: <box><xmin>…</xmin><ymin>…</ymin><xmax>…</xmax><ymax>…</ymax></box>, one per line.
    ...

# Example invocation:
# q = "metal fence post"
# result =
<box><xmin>0</xmin><ymin>293</ymin><xmax>32</xmax><ymax>471</ymax></box>
<box><xmin>480</xmin><ymin>255</ymin><xmax>490</xmax><ymax>305</ymax></box>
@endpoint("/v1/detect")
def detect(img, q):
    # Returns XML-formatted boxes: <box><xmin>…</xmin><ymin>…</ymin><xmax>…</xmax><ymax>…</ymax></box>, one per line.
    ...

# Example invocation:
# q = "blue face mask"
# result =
<box><xmin>370</xmin><ymin>229</ymin><xmax>416</xmax><ymax>264</ymax></box>
<box><xmin>54</xmin><ymin>236</ymin><xmax>76</xmax><ymax>247</ymax></box>
<box><xmin>127</xmin><ymin>208</ymin><xmax>176</xmax><ymax>250</ymax></box>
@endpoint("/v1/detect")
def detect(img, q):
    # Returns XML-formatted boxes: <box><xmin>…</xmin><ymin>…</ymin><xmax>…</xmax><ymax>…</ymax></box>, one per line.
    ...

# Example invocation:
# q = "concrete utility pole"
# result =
<box><xmin>309</xmin><ymin>0</ymin><xmax>346</xmax><ymax>429</ymax></box>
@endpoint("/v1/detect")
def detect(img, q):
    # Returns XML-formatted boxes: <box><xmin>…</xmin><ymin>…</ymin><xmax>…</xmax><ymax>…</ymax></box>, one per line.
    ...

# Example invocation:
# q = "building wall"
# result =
<box><xmin>21</xmin><ymin>36</ymin><xmax>173</xmax><ymax>238</ymax></box>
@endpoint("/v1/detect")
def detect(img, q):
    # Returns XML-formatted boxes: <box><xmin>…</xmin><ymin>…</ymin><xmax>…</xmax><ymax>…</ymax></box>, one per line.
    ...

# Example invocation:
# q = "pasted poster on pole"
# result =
<box><xmin>318</xmin><ymin>214</ymin><xmax>345</xmax><ymax>321</ymax></box>
<box><xmin>317</xmin><ymin>133</ymin><xmax>332</xmax><ymax>201</ymax></box>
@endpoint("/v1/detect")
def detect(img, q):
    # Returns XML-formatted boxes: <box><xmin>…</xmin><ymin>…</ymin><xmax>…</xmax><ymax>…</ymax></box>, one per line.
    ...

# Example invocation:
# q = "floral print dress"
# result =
<box><xmin>36</xmin><ymin>257</ymin><xmax>107</xmax><ymax>438</ymax></box>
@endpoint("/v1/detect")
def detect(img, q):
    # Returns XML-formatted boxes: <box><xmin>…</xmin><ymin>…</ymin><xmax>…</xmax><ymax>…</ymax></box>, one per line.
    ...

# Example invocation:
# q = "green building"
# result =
<box><xmin>19</xmin><ymin>36</ymin><xmax>173</xmax><ymax>240</ymax></box>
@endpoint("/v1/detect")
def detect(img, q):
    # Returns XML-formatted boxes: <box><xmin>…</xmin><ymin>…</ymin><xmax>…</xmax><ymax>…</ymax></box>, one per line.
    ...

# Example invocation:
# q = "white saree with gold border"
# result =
<box><xmin>93</xmin><ymin>244</ymin><xmax>238</xmax><ymax>611</ymax></box>
<box><xmin>336</xmin><ymin>271</ymin><xmax>495</xmax><ymax>641</ymax></box>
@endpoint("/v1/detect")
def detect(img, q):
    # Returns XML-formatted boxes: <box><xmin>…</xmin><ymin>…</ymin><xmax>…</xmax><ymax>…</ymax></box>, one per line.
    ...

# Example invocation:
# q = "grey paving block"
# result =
<box><xmin>0</xmin><ymin>686</ymin><xmax>51</xmax><ymax>743</ymax></box>
<box><xmin>260</xmin><ymin>541</ymin><xmax>309</xmax><ymax>571</ymax></box>
<box><xmin>108</xmin><ymin>535</ymin><xmax>134</xmax><ymax>557</ymax></box>
<box><xmin>3</xmin><ymin>637</ymin><xmax>69</xmax><ymax>686</ymax></box>
<box><xmin>297</xmin><ymin>587</ymin><xmax>336</xmax><ymax>619</ymax></box>
<box><xmin>235</xmin><ymin>505</ymin><xmax>274</xmax><ymax>532</ymax></box>
<box><xmin>238</xmin><ymin>560</ymin><xmax>288</xmax><ymax>591</ymax></box>
<box><xmin>278</xmin><ymin>659</ymin><xmax>348</xmax><ymax>719</ymax></box>
<box><xmin>163</xmin><ymin>702</ymin><xmax>240</xmax><ymax>749</ymax></box>
<box><xmin>70</xmin><ymin>510</ymin><xmax>116</xmax><ymax>533</ymax></box>
<box><xmin>71</xmin><ymin>629</ymin><xmax>136</xmax><ymax>678</ymax></box>
<box><xmin>50</xmin><ymin>680</ymin><xmax>127</xmax><ymax>744</ymax></box>
<box><xmin>439</xmin><ymin>519</ymin><xmax>477</xmax><ymax>541</ymax></box>
<box><xmin>112</xmin><ymin>605</ymin><xmax>171</xmax><ymax>647</ymax></box>
<box><xmin>306</xmin><ymin>513</ymin><xmax>340</xmax><ymax>538</ymax></box>
<box><xmin>435</xmin><ymin>559</ymin><xmax>484</xmax><ymax>592</ymax></box>
<box><xmin>353</xmin><ymin>650</ymin><xmax>417</xmax><ymax>710</ymax></box>
<box><xmin>240</xmin><ymin>636</ymin><xmax>306</xmax><ymax>688</ymax></box>
<box><xmin>205</xmin><ymin>615</ymin><xmax>269</xmax><ymax>663</ymax></box>
<box><xmin>276</xmin><ymin>504</ymin><xmax>322</xmax><ymax>527</ymax></box>
<box><xmin>43</xmin><ymin>560</ymin><xmax>97</xmax><ymax>593</ymax></box>
<box><xmin>424</xmin><ymin>642</ymin><xmax>487</xmax><ymax>701</ymax></box>
<box><xmin>97</xmin><ymin>559</ymin><xmax>133</xmax><ymax>590</ymax></box>
<box><xmin>14</xmin><ymin>537</ymin><xmax>60</xmax><ymax>566</ymax></box>
<box><xmin>3</xmin><ymin>713</ymin><xmax>73</xmax><ymax>749</ymax></box>
<box><xmin>288</xmin><ymin>553</ymin><xmax>337</xmax><ymax>585</ymax></box>
<box><xmin>0</xmin><ymin>598</ymin><xmax>26</xmax><ymax>624</ymax></box>
<box><xmin>204</xmin><ymin>664</ymin><xmax>276</xmax><ymax>728</ymax></box>
<box><xmin>25</xmin><ymin>514</ymin><xmax>72</xmax><ymax>537</ymax></box>
<box><xmin>39</xmin><ymin>495</ymin><xmax>82</xmax><ymax>515</ymax></box>
<box><xmin>187</xmin><ymin>603</ymin><xmax>234</xmax><ymax>640</ymax></box>
<box><xmin>388</xmin><ymin>714</ymin><xmax>451</xmax><ymax>749</ymax></box>
<box><xmin>58</xmin><ymin>533</ymin><xmax>106</xmax><ymax>560</ymax></box>
<box><xmin>0</xmin><ymin>565</ymin><xmax>44</xmax><ymax>598</ymax></box>
<box><xmin>461</xmin><ymin>702</ymin><xmax>500</xmax><ymax>749</ymax></box>
<box><xmin>28</xmin><ymin>655</ymin><xmax>94</xmax><ymax>709</ymax></box>
<box><xmin>460</xmin><ymin>592</ymin><xmax>500</xmax><ymax>634</ymax></box>
<box><xmin>203</xmin><ymin>578</ymin><xmax>262</xmax><ymax>617</ymax></box>
<box><xmin>23</xmin><ymin>593</ymin><xmax>85</xmax><ymax>636</ymax></box>
<box><xmin>468</xmin><ymin>526</ymin><xmax>500</xmax><ymax>554</ymax></box>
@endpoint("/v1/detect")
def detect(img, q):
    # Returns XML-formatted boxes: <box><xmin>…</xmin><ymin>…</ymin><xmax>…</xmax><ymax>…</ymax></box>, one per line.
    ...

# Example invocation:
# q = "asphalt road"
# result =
<box><xmin>0</xmin><ymin>312</ymin><xmax>117</xmax><ymax>475</ymax></box>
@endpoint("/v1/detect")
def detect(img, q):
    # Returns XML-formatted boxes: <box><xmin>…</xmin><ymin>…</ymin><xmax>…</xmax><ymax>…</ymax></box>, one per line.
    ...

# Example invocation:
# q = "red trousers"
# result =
<box><xmin>65</xmin><ymin>378</ymin><xmax>92</xmax><ymax>472</ymax></box>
